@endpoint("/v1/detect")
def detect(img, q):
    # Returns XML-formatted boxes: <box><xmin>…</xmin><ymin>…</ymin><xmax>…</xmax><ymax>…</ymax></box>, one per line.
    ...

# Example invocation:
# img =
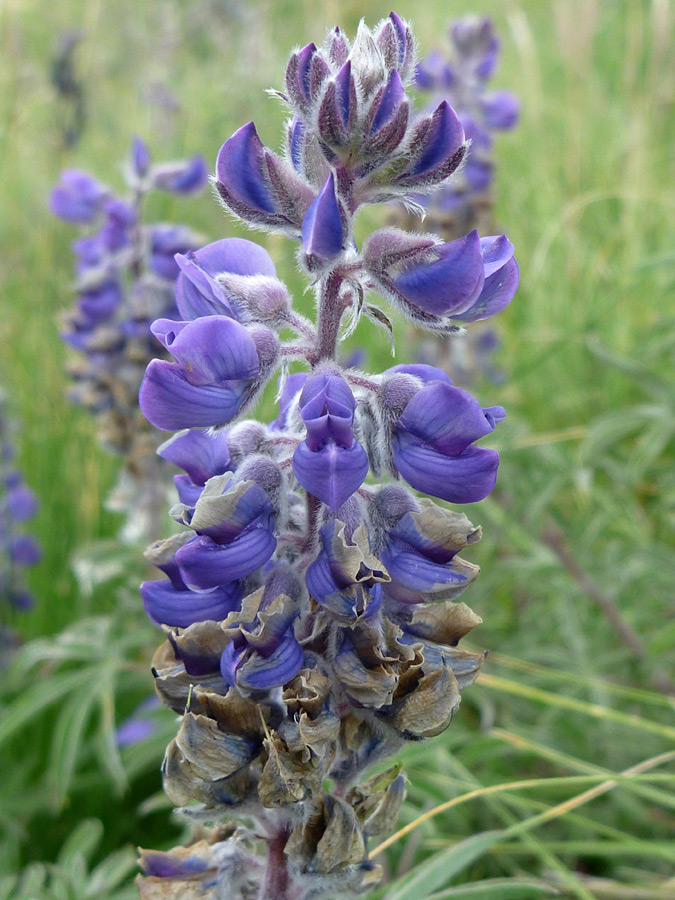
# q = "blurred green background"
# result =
<box><xmin>1</xmin><ymin>1</ymin><xmax>674</xmax><ymax>898</ymax></box>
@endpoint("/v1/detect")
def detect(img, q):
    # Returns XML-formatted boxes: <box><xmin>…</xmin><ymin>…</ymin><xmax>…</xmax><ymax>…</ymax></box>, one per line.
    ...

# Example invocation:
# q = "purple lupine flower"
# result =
<box><xmin>365</xmin><ymin>228</ymin><xmax>519</xmax><ymax>327</ymax></box>
<box><xmin>220</xmin><ymin>567</ymin><xmax>304</xmax><ymax>692</ymax></box>
<box><xmin>151</xmin><ymin>155</ymin><xmax>208</xmax><ymax>194</ymax></box>
<box><xmin>175</xmin><ymin>237</ymin><xmax>277</xmax><ymax>321</ymax></box>
<box><xmin>136</xmin><ymin>15</ymin><xmax>517</xmax><ymax>897</ymax></box>
<box><xmin>140</xmin><ymin>317</ymin><xmax>278</xmax><ymax>431</ymax></box>
<box><xmin>292</xmin><ymin>372</ymin><xmax>369</xmax><ymax>510</ymax></box>
<box><xmin>116</xmin><ymin>695</ymin><xmax>161</xmax><ymax>747</ymax></box>
<box><xmin>51</xmin><ymin>140</ymin><xmax>208</xmax><ymax>544</ymax></box>
<box><xmin>306</xmin><ymin>521</ymin><xmax>387</xmax><ymax>623</ymax></box>
<box><xmin>0</xmin><ymin>401</ymin><xmax>41</xmax><ymax>618</ymax></box>
<box><xmin>141</xmin><ymin>532</ymin><xmax>243</xmax><ymax>628</ymax></box>
<box><xmin>50</xmin><ymin>169</ymin><xmax>109</xmax><ymax>223</ymax></box>
<box><xmin>158</xmin><ymin>428</ymin><xmax>231</xmax><ymax>506</ymax></box>
<box><xmin>173</xmin><ymin>475</ymin><xmax>278</xmax><ymax>592</ymax></box>
<box><xmin>382</xmin><ymin>366</ymin><xmax>505</xmax><ymax>503</ymax></box>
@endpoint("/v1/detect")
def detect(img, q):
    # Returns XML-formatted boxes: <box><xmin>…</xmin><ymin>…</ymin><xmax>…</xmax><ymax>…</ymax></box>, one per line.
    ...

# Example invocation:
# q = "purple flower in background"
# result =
<box><xmin>0</xmin><ymin>398</ymin><xmax>41</xmax><ymax>616</ymax></box>
<box><xmin>50</xmin><ymin>138</ymin><xmax>206</xmax><ymax>490</ymax></box>
<box><xmin>50</xmin><ymin>169</ymin><xmax>109</xmax><ymax>223</ymax></box>
<box><xmin>409</xmin><ymin>16</ymin><xmax>520</xmax><ymax>230</ymax></box>
<box><xmin>116</xmin><ymin>695</ymin><xmax>161</xmax><ymax>747</ymax></box>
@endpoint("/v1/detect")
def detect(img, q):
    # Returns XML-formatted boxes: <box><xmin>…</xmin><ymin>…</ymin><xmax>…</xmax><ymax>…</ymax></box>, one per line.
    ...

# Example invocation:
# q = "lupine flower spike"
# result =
<box><xmin>0</xmin><ymin>393</ymin><xmax>41</xmax><ymax>667</ymax></box>
<box><xmin>51</xmin><ymin>142</ymin><xmax>208</xmax><ymax>541</ymax></box>
<box><xmin>136</xmin><ymin>14</ymin><xmax>518</xmax><ymax>900</ymax></box>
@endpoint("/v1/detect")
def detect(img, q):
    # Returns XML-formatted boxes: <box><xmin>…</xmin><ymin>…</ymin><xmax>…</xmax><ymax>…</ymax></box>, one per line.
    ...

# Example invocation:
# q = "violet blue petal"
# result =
<box><xmin>335</xmin><ymin>61</ymin><xmax>354</xmax><ymax>124</ymax></box>
<box><xmin>387</xmin><ymin>363</ymin><xmax>453</xmax><ymax>386</ymax></box>
<box><xmin>223</xmin><ymin>631</ymin><xmax>304</xmax><ymax>692</ymax></box>
<box><xmin>158</xmin><ymin>429</ymin><xmax>231</xmax><ymax>485</ymax></box>
<box><xmin>140</xmin><ymin>852</ymin><xmax>209</xmax><ymax>879</ymax></box>
<box><xmin>139</xmin><ymin>359</ymin><xmax>255</xmax><ymax>431</ymax></box>
<box><xmin>380</xmin><ymin>548</ymin><xmax>472</xmax><ymax>602</ymax></box>
<box><xmin>392</xmin><ymin>230</ymin><xmax>484</xmax><ymax>316</ymax></box>
<box><xmin>174</xmin><ymin>475</ymin><xmax>204</xmax><ymax>507</ymax></box>
<box><xmin>393</xmin><ymin>436</ymin><xmax>499</xmax><ymax>504</ymax></box>
<box><xmin>154</xmin><ymin>315</ymin><xmax>260</xmax><ymax>386</ymax></box>
<box><xmin>295</xmin><ymin>43</ymin><xmax>317</xmax><ymax>103</ymax></box>
<box><xmin>288</xmin><ymin>117</ymin><xmax>305</xmax><ymax>172</ymax></box>
<box><xmin>9</xmin><ymin>534</ymin><xmax>42</xmax><ymax>566</ymax></box>
<box><xmin>49</xmin><ymin>170</ymin><xmax>108</xmax><ymax>223</ymax></box>
<box><xmin>154</xmin><ymin>155</ymin><xmax>208</xmax><ymax>194</ymax></box>
<box><xmin>301</xmin><ymin>174</ymin><xmax>343</xmax><ymax>261</ymax></box>
<box><xmin>176</xmin><ymin>530</ymin><xmax>277</xmax><ymax>591</ymax></box>
<box><xmin>5</xmin><ymin>485</ymin><xmax>39</xmax><ymax>521</ymax></box>
<box><xmin>116</xmin><ymin>718</ymin><xmax>155</xmax><ymax>748</ymax></box>
<box><xmin>270</xmin><ymin>372</ymin><xmax>308</xmax><ymax>430</ymax></box>
<box><xmin>131</xmin><ymin>137</ymin><xmax>151</xmax><ymax>178</ymax></box>
<box><xmin>100</xmin><ymin>199</ymin><xmax>136</xmax><ymax>252</ymax></box>
<box><xmin>455</xmin><ymin>257</ymin><xmax>519</xmax><ymax>323</ymax></box>
<box><xmin>176</xmin><ymin>237</ymin><xmax>276</xmax><ymax>320</ymax></box>
<box><xmin>292</xmin><ymin>439</ymin><xmax>369</xmax><ymax>510</ymax></box>
<box><xmin>398</xmin><ymin>382</ymin><xmax>498</xmax><ymax>456</ymax></box>
<box><xmin>410</xmin><ymin>101</ymin><xmax>464</xmax><ymax>176</ymax></box>
<box><xmin>216</xmin><ymin>122</ymin><xmax>275</xmax><ymax>215</ymax></box>
<box><xmin>481</xmin><ymin>91</ymin><xmax>520</xmax><ymax>130</ymax></box>
<box><xmin>371</xmin><ymin>69</ymin><xmax>405</xmax><ymax>133</ymax></box>
<box><xmin>141</xmin><ymin>578</ymin><xmax>241</xmax><ymax>628</ymax></box>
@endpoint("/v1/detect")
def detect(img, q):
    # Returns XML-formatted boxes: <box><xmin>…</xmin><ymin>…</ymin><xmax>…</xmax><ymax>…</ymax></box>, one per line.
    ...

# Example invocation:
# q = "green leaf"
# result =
<box><xmin>0</xmin><ymin>669</ymin><xmax>93</xmax><ymax>749</ymax></box>
<box><xmin>385</xmin><ymin>831</ymin><xmax>503</xmax><ymax>900</ymax></box>
<box><xmin>57</xmin><ymin>819</ymin><xmax>103</xmax><ymax>867</ymax></box>
<box><xmin>425</xmin><ymin>878</ymin><xmax>559</xmax><ymax>899</ymax></box>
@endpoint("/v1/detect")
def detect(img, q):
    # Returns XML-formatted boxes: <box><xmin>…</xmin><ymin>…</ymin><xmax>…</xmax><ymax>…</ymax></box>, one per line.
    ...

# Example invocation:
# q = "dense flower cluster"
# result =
<box><xmin>136</xmin><ymin>15</ymin><xmax>518</xmax><ymax>900</ymax></box>
<box><xmin>0</xmin><ymin>394</ymin><xmax>41</xmax><ymax>665</ymax></box>
<box><xmin>51</xmin><ymin>141</ymin><xmax>208</xmax><ymax>539</ymax></box>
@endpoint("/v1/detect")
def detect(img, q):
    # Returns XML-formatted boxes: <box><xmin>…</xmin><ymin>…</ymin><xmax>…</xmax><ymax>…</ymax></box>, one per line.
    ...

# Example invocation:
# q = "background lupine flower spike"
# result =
<box><xmin>51</xmin><ymin>140</ymin><xmax>208</xmax><ymax>542</ymax></box>
<box><xmin>137</xmin><ymin>13</ymin><xmax>517</xmax><ymax>900</ymax></box>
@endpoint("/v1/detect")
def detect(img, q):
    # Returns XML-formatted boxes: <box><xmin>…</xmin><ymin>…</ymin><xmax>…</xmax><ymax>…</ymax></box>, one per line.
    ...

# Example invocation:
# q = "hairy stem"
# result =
<box><xmin>257</xmin><ymin>829</ymin><xmax>291</xmax><ymax>900</ymax></box>
<box><xmin>315</xmin><ymin>268</ymin><xmax>345</xmax><ymax>362</ymax></box>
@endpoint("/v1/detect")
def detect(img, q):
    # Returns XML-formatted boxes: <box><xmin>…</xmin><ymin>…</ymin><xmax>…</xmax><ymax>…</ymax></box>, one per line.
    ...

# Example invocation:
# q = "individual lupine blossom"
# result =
<box><xmin>0</xmin><ymin>394</ymin><xmax>41</xmax><ymax>643</ymax></box>
<box><xmin>51</xmin><ymin>140</ymin><xmax>208</xmax><ymax>541</ymax></box>
<box><xmin>136</xmin><ymin>14</ymin><xmax>518</xmax><ymax>900</ymax></box>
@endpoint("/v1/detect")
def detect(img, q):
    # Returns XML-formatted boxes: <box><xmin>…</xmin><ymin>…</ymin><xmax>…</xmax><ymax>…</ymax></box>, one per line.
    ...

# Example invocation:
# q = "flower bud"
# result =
<box><xmin>300</xmin><ymin>173</ymin><xmax>345</xmax><ymax>270</ymax></box>
<box><xmin>216</xmin><ymin>122</ymin><xmax>315</xmax><ymax>234</ymax></box>
<box><xmin>392</xmin><ymin>101</ymin><xmax>467</xmax><ymax>189</ymax></box>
